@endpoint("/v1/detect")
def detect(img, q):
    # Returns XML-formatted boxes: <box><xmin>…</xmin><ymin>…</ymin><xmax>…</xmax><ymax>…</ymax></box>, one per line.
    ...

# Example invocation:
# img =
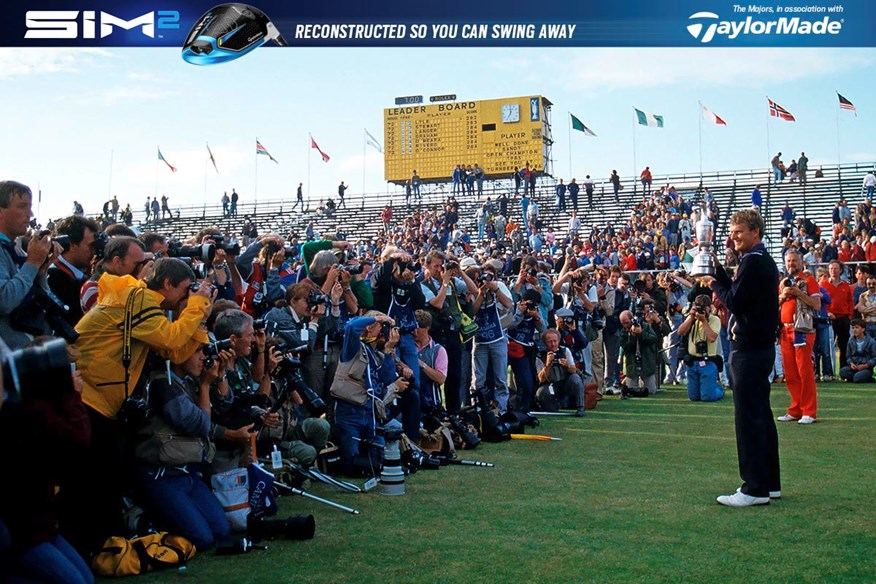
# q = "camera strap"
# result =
<box><xmin>122</xmin><ymin>288</ymin><xmax>139</xmax><ymax>400</ymax></box>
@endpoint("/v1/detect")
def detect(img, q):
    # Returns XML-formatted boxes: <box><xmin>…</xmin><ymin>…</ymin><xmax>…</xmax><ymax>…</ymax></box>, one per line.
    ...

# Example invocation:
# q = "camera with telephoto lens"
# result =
<box><xmin>341</xmin><ymin>264</ymin><xmax>364</xmax><ymax>275</ymax></box>
<box><xmin>272</xmin><ymin>347</ymin><xmax>327</xmax><ymax>418</ymax></box>
<box><xmin>9</xmin><ymin>287</ymin><xmax>80</xmax><ymax>343</ymax></box>
<box><xmin>203</xmin><ymin>338</ymin><xmax>233</xmax><ymax>368</ymax></box>
<box><xmin>264</xmin><ymin>240</ymin><xmax>297</xmax><ymax>259</ymax></box>
<box><xmin>402</xmin><ymin>448</ymin><xmax>442</xmax><ymax>473</ymax></box>
<box><xmin>209</xmin><ymin>234</ymin><xmax>241</xmax><ymax>255</ymax></box>
<box><xmin>167</xmin><ymin>241</ymin><xmax>216</xmax><ymax>264</ymax></box>
<box><xmin>375</xmin><ymin>424</ymin><xmax>404</xmax><ymax>442</ymax></box>
<box><xmin>253</xmin><ymin>319</ymin><xmax>279</xmax><ymax>336</ymax></box>
<box><xmin>403</xmin><ymin>261</ymin><xmax>420</xmax><ymax>273</ymax></box>
<box><xmin>0</xmin><ymin>337</ymin><xmax>74</xmax><ymax>404</ymax></box>
<box><xmin>630</xmin><ymin>315</ymin><xmax>642</xmax><ymax>329</ymax></box>
<box><xmin>247</xmin><ymin>513</ymin><xmax>315</xmax><ymax>542</ymax></box>
<box><xmin>51</xmin><ymin>230</ymin><xmax>106</xmax><ymax>259</ymax></box>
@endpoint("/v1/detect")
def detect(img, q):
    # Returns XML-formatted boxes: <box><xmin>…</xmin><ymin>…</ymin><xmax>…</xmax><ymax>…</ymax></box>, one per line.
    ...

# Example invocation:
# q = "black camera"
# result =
<box><xmin>560</xmin><ymin>316</ymin><xmax>575</xmax><ymax>325</ymax></box>
<box><xmin>247</xmin><ymin>513</ymin><xmax>315</xmax><ymax>542</ymax></box>
<box><xmin>551</xmin><ymin>350</ymin><xmax>564</xmax><ymax>361</ymax></box>
<box><xmin>524</xmin><ymin>300</ymin><xmax>537</xmax><ymax>310</ymax></box>
<box><xmin>253</xmin><ymin>319</ymin><xmax>279</xmax><ymax>335</ymax></box>
<box><xmin>630</xmin><ymin>315</ymin><xmax>642</xmax><ymax>328</ymax></box>
<box><xmin>695</xmin><ymin>340</ymin><xmax>708</xmax><ymax>355</ymax></box>
<box><xmin>341</xmin><ymin>264</ymin><xmax>364</xmax><ymax>275</ymax></box>
<box><xmin>203</xmin><ymin>338</ymin><xmax>233</xmax><ymax>368</ymax></box>
<box><xmin>1</xmin><ymin>337</ymin><xmax>74</xmax><ymax>404</ymax></box>
<box><xmin>527</xmin><ymin>268</ymin><xmax>538</xmax><ymax>277</ymax></box>
<box><xmin>53</xmin><ymin>234</ymin><xmax>71</xmax><ymax>253</ymax></box>
<box><xmin>402</xmin><ymin>448</ymin><xmax>442</xmax><ymax>473</ymax></box>
<box><xmin>10</xmin><ymin>288</ymin><xmax>80</xmax><ymax>342</ymax></box>
<box><xmin>93</xmin><ymin>231</ymin><xmax>108</xmax><ymax>260</ymax></box>
<box><xmin>481</xmin><ymin>272</ymin><xmax>495</xmax><ymax>283</ymax></box>
<box><xmin>209</xmin><ymin>234</ymin><xmax>241</xmax><ymax>255</ymax></box>
<box><xmin>306</xmin><ymin>290</ymin><xmax>330</xmax><ymax>307</ymax></box>
<box><xmin>445</xmin><ymin>261</ymin><xmax>459</xmax><ymax>271</ymax></box>
<box><xmin>403</xmin><ymin>261</ymin><xmax>420</xmax><ymax>273</ymax></box>
<box><xmin>272</xmin><ymin>352</ymin><xmax>327</xmax><ymax>418</ymax></box>
<box><xmin>694</xmin><ymin>305</ymin><xmax>707</xmax><ymax>315</ymax></box>
<box><xmin>167</xmin><ymin>242</ymin><xmax>216</xmax><ymax>264</ymax></box>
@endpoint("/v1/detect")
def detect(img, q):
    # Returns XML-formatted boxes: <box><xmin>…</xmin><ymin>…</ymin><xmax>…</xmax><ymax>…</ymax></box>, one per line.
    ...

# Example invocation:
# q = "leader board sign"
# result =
<box><xmin>384</xmin><ymin>95</ymin><xmax>550</xmax><ymax>184</ymax></box>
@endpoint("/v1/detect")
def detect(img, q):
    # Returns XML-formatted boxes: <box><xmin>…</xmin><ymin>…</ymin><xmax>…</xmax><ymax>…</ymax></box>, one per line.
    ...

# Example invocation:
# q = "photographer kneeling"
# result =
<box><xmin>535</xmin><ymin>329</ymin><xmax>586</xmax><ymax>417</ymax></box>
<box><xmin>619</xmin><ymin>310</ymin><xmax>658</xmax><ymax>398</ymax></box>
<box><xmin>133</xmin><ymin>343</ymin><xmax>249</xmax><ymax>550</ymax></box>
<box><xmin>677</xmin><ymin>294</ymin><xmax>724</xmax><ymax>402</ymax></box>
<box><xmin>329</xmin><ymin>311</ymin><xmax>409</xmax><ymax>475</ymax></box>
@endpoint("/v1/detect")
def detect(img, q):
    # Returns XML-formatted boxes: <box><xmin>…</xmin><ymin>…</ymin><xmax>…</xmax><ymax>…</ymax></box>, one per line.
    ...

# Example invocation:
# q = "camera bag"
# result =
<box><xmin>211</xmin><ymin>467</ymin><xmax>250</xmax><ymax>531</ymax></box>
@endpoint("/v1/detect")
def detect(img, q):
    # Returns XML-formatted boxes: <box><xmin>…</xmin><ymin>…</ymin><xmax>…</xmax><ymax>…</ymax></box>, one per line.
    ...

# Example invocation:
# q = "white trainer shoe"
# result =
<box><xmin>717</xmin><ymin>492</ymin><xmax>770</xmax><ymax>507</ymax></box>
<box><xmin>737</xmin><ymin>487</ymin><xmax>781</xmax><ymax>499</ymax></box>
<box><xmin>777</xmin><ymin>414</ymin><xmax>799</xmax><ymax>422</ymax></box>
<box><xmin>798</xmin><ymin>415</ymin><xmax>817</xmax><ymax>425</ymax></box>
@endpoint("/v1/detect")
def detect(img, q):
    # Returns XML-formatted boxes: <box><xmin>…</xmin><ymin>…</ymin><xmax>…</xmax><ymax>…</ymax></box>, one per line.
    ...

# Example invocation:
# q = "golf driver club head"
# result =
<box><xmin>182</xmin><ymin>3</ymin><xmax>287</xmax><ymax>65</ymax></box>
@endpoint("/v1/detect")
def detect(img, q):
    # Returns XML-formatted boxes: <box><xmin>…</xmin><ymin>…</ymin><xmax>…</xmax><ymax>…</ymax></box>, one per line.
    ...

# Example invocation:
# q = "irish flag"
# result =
<box><xmin>701</xmin><ymin>104</ymin><xmax>727</xmax><ymax>126</ymax></box>
<box><xmin>635</xmin><ymin>108</ymin><xmax>664</xmax><ymax>128</ymax></box>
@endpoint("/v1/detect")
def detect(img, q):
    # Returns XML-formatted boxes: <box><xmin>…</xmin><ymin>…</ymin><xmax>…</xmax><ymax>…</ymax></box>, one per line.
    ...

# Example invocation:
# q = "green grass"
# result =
<box><xmin>140</xmin><ymin>382</ymin><xmax>876</xmax><ymax>583</ymax></box>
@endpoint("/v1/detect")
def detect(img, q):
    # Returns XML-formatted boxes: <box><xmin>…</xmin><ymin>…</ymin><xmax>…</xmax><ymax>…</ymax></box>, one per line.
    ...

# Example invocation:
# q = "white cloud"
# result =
<box><xmin>0</xmin><ymin>48</ymin><xmax>113</xmax><ymax>79</ymax></box>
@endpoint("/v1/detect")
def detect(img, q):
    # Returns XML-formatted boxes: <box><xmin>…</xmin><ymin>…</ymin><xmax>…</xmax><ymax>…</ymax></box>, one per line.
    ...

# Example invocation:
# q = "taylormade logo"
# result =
<box><xmin>686</xmin><ymin>11</ymin><xmax>842</xmax><ymax>43</ymax></box>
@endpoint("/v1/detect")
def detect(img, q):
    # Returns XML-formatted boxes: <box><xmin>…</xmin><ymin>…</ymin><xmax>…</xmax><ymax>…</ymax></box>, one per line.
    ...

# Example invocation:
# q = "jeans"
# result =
<box><xmin>17</xmin><ymin>535</ymin><xmax>93</xmax><ymax>584</ymax></box>
<box><xmin>840</xmin><ymin>365</ymin><xmax>874</xmax><ymax>383</ymax></box>
<box><xmin>509</xmin><ymin>347</ymin><xmax>537</xmax><ymax>412</ymax></box>
<box><xmin>773</xmin><ymin>167</ymin><xmax>782</xmax><ymax>183</ymax></box>
<box><xmin>135</xmin><ymin>469</ymin><xmax>229</xmax><ymax>550</ymax></box>
<box><xmin>686</xmin><ymin>361</ymin><xmax>724</xmax><ymax>401</ymax></box>
<box><xmin>474</xmin><ymin>339</ymin><xmax>510</xmax><ymax>413</ymax></box>
<box><xmin>334</xmin><ymin>399</ymin><xmax>382</xmax><ymax>474</ymax></box>
<box><xmin>814</xmin><ymin>324</ymin><xmax>835</xmax><ymax>378</ymax></box>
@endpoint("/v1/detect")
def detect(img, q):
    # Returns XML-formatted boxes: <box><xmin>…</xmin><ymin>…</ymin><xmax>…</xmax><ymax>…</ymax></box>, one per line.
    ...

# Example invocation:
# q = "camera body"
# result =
<box><xmin>341</xmin><ymin>264</ymin><xmax>364</xmax><ymax>275</ymax></box>
<box><xmin>375</xmin><ymin>424</ymin><xmax>404</xmax><ymax>442</ymax></box>
<box><xmin>306</xmin><ymin>290</ymin><xmax>330</xmax><ymax>307</ymax></box>
<box><xmin>253</xmin><ymin>319</ymin><xmax>279</xmax><ymax>335</ymax></box>
<box><xmin>167</xmin><ymin>242</ymin><xmax>216</xmax><ymax>264</ymax></box>
<box><xmin>1</xmin><ymin>338</ymin><xmax>74</xmax><ymax>404</ymax></box>
<box><xmin>203</xmin><ymin>338</ymin><xmax>233</xmax><ymax>368</ymax></box>
<box><xmin>695</xmin><ymin>339</ymin><xmax>709</xmax><ymax>355</ymax></box>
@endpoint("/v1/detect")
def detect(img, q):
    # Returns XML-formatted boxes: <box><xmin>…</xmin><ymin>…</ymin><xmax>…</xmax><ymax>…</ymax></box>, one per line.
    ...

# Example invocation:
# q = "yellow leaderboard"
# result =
<box><xmin>383</xmin><ymin>95</ymin><xmax>549</xmax><ymax>184</ymax></box>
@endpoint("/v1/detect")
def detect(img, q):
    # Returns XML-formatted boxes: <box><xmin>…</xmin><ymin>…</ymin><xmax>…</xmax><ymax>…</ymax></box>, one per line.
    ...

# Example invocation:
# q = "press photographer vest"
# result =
<box><xmin>474</xmin><ymin>297</ymin><xmax>503</xmax><ymax>344</ymax></box>
<box><xmin>423</xmin><ymin>277</ymin><xmax>463</xmax><ymax>332</ymax></box>
<box><xmin>507</xmin><ymin>316</ymin><xmax>537</xmax><ymax>347</ymax></box>
<box><xmin>330</xmin><ymin>343</ymin><xmax>384</xmax><ymax>406</ymax></box>
<box><xmin>417</xmin><ymin>340</ymin><xmax>441</xmax><ymax>409</ymax></box>
<box><xmin>388</xmin><ymin>285</ymin><xmax>418</xmax><ymax>334</ymax></box>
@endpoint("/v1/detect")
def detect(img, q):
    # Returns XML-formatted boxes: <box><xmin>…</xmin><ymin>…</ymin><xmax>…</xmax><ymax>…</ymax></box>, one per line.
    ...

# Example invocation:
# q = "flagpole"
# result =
<box><xmin>362</xmin><ymin>129</ymin><xmax>367</xmax><ymax>209</ymax></box>
<box><xmin>254</xmin><ymin>137</ymin><xmax>259</xmax><ymax>212</ymax></box>
<box><xmin>108</xmin><ymin>148</ymin><xmax>114</xmax><ymax>200</ymax></box>
<box><xmin>154</xmin><ymin>146</ymin><xmax>159</xmax><ymax>197</ymax></box>
<box><xmin>204</xmin><ymin>143</ymin><xmax>209</xmax><ymax>207</ymax></box>
<box><xmin>765</xmin><ymin>97</ymin><xmax>771</xmax><ymax>185</ymax></box>
<box><xmin>698</xmin><ymin>101</ymin><xmax>703</xmax><ymax>181</ymax></box>
<box><xmin>632</xmin><ymin>108</ymin><xmax>637</xmax><ymax>196</ymax></box>
<box><xmin>307</xmin><ymin>133</ymin><xmax>312</xmax><ymax>210</ymax></box>
<box><xmin>836</xmin><ymin>91</ymin><xmax>841</xmax><ymax>168</ymax></box>
<box><xmin>568</xmin><ymin>112</ymin><xmax>572</xmax><ymax>179</ymax></box>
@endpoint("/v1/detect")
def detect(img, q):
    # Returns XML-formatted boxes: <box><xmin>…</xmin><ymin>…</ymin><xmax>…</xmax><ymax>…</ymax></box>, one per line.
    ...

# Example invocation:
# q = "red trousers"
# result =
<box><xmin>779</xmin><ymin>326</ymin><xmax>818</xmax><ymax>418</ymax></box>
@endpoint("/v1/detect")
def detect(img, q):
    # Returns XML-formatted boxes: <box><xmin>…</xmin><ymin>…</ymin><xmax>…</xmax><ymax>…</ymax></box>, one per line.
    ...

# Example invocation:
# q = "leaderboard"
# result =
<box><xmin>383</xmin><ymin>95</ymin><xmax>551</xmax><ymax>184</ymax></box>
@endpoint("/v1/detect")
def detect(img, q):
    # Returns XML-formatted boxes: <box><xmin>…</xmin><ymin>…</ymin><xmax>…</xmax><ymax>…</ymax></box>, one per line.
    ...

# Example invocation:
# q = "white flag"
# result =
<box><xmin>365</xmin><ymin>128</ymin><xmax>383</xmax><ymax>153</ymax></box>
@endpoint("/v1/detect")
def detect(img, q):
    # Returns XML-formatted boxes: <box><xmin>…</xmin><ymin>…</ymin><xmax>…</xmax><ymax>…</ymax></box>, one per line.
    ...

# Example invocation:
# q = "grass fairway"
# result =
<box><xmin>141</xmin><ymin>382</ymin><xmax>875</xmax><ymax>583</ymax></box>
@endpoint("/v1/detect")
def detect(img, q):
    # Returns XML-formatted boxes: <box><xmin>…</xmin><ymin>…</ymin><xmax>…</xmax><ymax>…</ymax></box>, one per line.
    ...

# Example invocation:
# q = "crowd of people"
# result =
<box><xmin>1</xmin><ymin>159</ymin><xmax>874</xmax><ymax>577</ymax></box>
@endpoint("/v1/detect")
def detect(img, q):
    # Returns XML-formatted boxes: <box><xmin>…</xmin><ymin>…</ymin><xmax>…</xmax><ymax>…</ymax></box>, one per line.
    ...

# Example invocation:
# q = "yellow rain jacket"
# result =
<box><xmin>75</xmin><ymin>273</ymin><xmax>210</xmax><ymax>419</ymax></box>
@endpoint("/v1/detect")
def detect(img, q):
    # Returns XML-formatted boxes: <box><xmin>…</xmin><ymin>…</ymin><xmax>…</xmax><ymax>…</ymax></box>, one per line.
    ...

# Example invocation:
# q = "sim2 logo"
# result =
<box><xmin>686</xmin><ymin>11</ymin><xmax>842</xmax><ymax>44</ymax></box>
<box><xmin>25</xmin><ymin>9</ymin><xmax>180</xmax><ymax>39</ymax></box>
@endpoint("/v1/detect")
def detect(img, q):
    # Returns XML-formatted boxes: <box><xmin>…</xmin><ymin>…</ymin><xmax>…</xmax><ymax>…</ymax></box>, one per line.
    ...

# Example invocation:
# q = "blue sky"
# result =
<box><xmin>1</xmin><ymin>46</ymin><xmax>874</xmax><ymax>222</ymax></box>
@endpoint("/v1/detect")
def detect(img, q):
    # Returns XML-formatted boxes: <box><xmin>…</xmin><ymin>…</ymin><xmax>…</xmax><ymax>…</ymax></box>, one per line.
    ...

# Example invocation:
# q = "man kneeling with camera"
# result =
<box><xmin>535</xmin><ymin>328</ymin><xmax>586</xmax><ymax>417</ymax></box>
<box><xmin>677</xmin><ymin>294</ymin><xmax>724</xmax><ymax>402</ymax></box>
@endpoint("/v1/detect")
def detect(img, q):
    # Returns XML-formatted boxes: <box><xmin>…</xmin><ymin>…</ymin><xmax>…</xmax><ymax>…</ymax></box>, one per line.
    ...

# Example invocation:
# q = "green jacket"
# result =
<box><xmin>620</xmin><ymin>322</ymin><xmax>659</xmax><ymax>378</ymax></box>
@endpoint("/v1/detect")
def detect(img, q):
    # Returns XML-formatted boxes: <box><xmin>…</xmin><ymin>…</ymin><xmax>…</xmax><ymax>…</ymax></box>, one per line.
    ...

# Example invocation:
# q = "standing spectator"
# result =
<box><xmin>72</xmin><ymin>201</ymin><xmax>84</xmax><ymax>216</ymax></box>
<box><xmin>583</xmin><ymin>175</ymin><xmax>595</xmax><ymax>207</ymax></box>
<box><xmin>520</xmin><ymin>192</ymin><xmax>531</xmax><ymax>227</ymax></box>
<box><xmin>567</xmin><ymin>178</ymin><xmax>579</xmax><ymax>212</ymax></box>
<box><xmin>150</xmin><ymin>197</ymin><xmax>160</xmax><ymax>220</ymax></box>
<box><xmin>404</xmin><ymin>181</ymin><xmax>412</xmax><ymax>209</ymax></box>
<box><xmin>771</xmin><ymin>152</ymin><xmax>783</xmax><ymax>184</ymax></box>
<box><xmin>222</xmin><ymin>191</ymin><xmax>230</xmax><ymax>215</ymax></box>
<box><xmin>144</xmin><ymin>197</ymin><xmax>151</xmax><ymax>221</ymax></box>
<box><xmin>797</xmin><ymin>152</ymin><xmax>809</xmax><ymax>184</ymax></box>
<box><xmin>821</xmin><ymin>260</ymin><xmax>853</xmax><ymax>368</ymax></box>
<box><xmin>473</xmin><ymin>164</ymin><xmax>485</xmax><ymax>196</ymax></box>
<box><xmin>705</xmin><ymin>208</ymin><xmax>780</xmax><ymax>507</ymax></box>
<box><xmin>751</xmin><ymin>185</ymin><xmax>762</xmax><ymax>209</ymax></box>
<box><xmin>640</xmin><ymin>166</ymin><xmax>652</xmax><ymax>194</ymax></box>
<box><xmin>497</xmin><ymin>191</ymin><xmax>509</xmax><ymax>218</ymax></box>
<box><xmin>380</xmin><ymin>205</ymin><xmax>393</xmax><ymax>233</ymax></box>
<box><xmin>465</xmin><ymin>165</ymin><xmax>476</xmax><ymax>196</ymax></box>
<box><xmin>512</xmin><ymin>166</ymin><xmax>522</xmax><ymax>195</ymax></box>
<box><xmin>527</xmin><ymin>165</ymin><xmax>537</xmax><ymax>197</ymax></box>
<box><xmin>230</xmin><ymin>188</ymin><xmax>239</xmax><ymax>217</ymax></box>
<box><xmin>609</xmin><ymin>170</ymin><xmax>621</xmax><ymax>202</ymax></box>
<box><xmin>777</xmin><ymin>249</ymin><xmax>820</xmax><ymax>424</ymax></box>
<box><xmin>337</xmin><ymin>181</ymin><xmax>348</xmax><ymax>209</ymax></box>
<box><xmin>840</xmin><ymin>319</ymin><xmax>876</xmax><ymax>382</ymax></box>
<box><xmin>411</xmin><ymin>170</ymin><xmax>421</xmax><ymax>198</ymax></box>
<box><xmin>453</xmin><ymin>164</ymin><xmax>462</xmax><ymax>195</ymax></box>
<box><xmin>555</xmin><ymin>179</ymin><xmax>567</xmax><ymax>212</ymax></box>
<box><xmin>863</xmin><ymin>171</ymin><xmax>876</xmax><ymax>202</ymax></box>
<box><xmin>812</xmin><ymin>268</ymin><xmax>834</xmax><ymax>381</ymax></box>
<box><xmin>110</xmin><ymin>196</ymin><xmax>119</xmax><ymax>221</ymax></box>
<box><xmin>293</xmin><ymin>183</ymin><xmax>304</xmax><ymax>210</ymax></box>
<box><xmin>161</xmin><ymin>194</ymin><xmax>170</xmax><ymax>219</ymax></box>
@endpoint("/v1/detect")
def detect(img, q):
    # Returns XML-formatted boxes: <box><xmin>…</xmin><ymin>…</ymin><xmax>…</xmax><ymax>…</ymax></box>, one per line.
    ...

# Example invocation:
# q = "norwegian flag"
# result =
<box><xmin>768</xmin><ymin>98</ymin><xmax>796</xmax><ymax>122</ymax></box>
<box><xmin>310</xmin><ymin>136</ymin><xmax>330</xmax><ymax>163</ymax></box>
<box><xmin>256</xmin><ymin>140</ymin><xmax>278</xmax><ymax>163</ymax></box>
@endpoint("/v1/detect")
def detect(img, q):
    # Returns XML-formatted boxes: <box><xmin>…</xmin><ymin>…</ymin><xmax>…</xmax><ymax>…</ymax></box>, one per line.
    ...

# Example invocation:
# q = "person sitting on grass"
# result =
<box><xmin>840</xmin><ymin>318</ymin><xmax>876</xmax><ymax>383</ymax></box>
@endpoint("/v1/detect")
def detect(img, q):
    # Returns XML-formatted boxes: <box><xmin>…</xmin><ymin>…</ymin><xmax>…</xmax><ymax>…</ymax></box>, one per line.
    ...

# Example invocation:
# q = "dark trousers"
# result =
<box><xmin>729</xmin><ymin>343</ymin><xmax>781</xmax><ymax>497</ymax></box>
<box><xmin>832</xmin><ymin>316</ymin><xmax>850</xmax><ymax>368</ymax></box>
<box><xmin>436</xmin><ymin>329</ymin><xmax>464</xmax><ymax>413</ymax></box>
<box><xmin>60</xmin><ymin>407</ymin><xmax>128</xmax><ymax>555</ymax></box>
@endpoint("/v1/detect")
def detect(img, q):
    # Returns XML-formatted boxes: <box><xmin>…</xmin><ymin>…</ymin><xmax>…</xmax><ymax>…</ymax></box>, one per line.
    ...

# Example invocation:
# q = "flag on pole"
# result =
<box><xmin>634</xmin><ymin>108</ymin><xmax>664</xmax><ymax>128</ymax></box>
<box><xmin>768</xmin><ymin>98</ymin><xmax>796</xmax><ymax>122</ymax></box>
<box><xmin>570</xmin><ymin>113</ymin><xmax>597</xmax><ymax>136</ymax></box>
<box><xmin>311</xmin><ymin>136</ymin><xmax>330</xmax><ymax>162</ymax></box>
<box><xmin>207</xmin><ymin>143</ymin><xmax>220</xmax><ymax>174</ymax></box>
<box><xmin>256</xmin><ymin>140</ymin><xmax>278</xmax><ymax>163</ymax></box>
<box><xmin>157</xmin><ymin>147</ymin><xmax>177</xmax><ymax>172</ymax></box>
<box><xmin>837</xmin><ymin>92</ymin><xmax>857</xmax><ymax>115</ymax></box>
<box><xmin>365</xmin><ymin>128</ymin><xmax>384</xmax><ymax>153</ymax></box>
<box><xmin>701</xmin><ymin>104</ymin><xmax>727</xmax><ymax>126</ymax></box>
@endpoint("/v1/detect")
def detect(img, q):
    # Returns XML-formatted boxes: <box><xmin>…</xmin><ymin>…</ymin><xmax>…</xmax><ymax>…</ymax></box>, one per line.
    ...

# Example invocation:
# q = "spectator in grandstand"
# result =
<box><xmin>222</xmin><ymin>191</ymin><xmax>230</xmax><ymax>215</ymax></box>
<box><xmin>465</xmin><ymin>165</ymin><xmax>476</xmax><ymax>196</ymax></box>
<box><xmin>381</xmin><ymin>204</ymin><xmax>393</xmax><ymax>233</ymax></box>
<box><xmin>609</xmin><ymin>170</ymin><xmax>621</xmax><ymax>202</ymax></box>
<box><xmin>453</xmin><ymin>164</ymin><xmax>463</xmax><ymax>195</ymax></box>
<box><xmin>798</xmin><ymin>152</ymin><xmax>809</xmax><ymax>184</ymax></box>
<box><xmin>161</xmin><ymin>194</ymin><xmax>170</xmax><ymax>219</ymax></box>
<box><xmin>862</xmin><ymin>171</ymin><xmax>876</xmax><ymax>202</ymax></box>
<box><xmin>555</xmin><ymin>178</ymin><xmax>567</xmax><ymax>212</ymax></box>
<box><xmin>528</xmin><ymin>165</ymin><xmax>538</xmax><ymax>196</ymax></box>
<box><xmin>751</xmin><ymin>185</ymin><xmax>762</xmax><ymax>209</ymax></box>
<box><xmin>151</xmin><ymin>197</ymin><xmax>160</xmax><ymax>219</ymax></box>
<box><xmin>786</xmin><ymin>159</ymin><xmax>799</xmax><ymax>182</ymax></box>
<box><xmin>568</xmin><ymin>178</ymin><xmax>580</xmax><ymax>212</ymax></box>
<box><xmin>840</xmin><ymin>318</ymin><xmax>876</xmax><ymax>383</ymax></box>
<box><xmin>230</xmin><ymin>188</ymin><xmax>239</xmax><ymax>216</ymax></box>
<box><xmin>473</xmin><ymin>164</ymin><xmax>485</xmax><ymax>196</ymax></box>
<box><xmin>771</xmin><ymin>152</ymin><xmax>783</xmax><ymax>184</ymax></box>
<box><xmin>640</xmin><ymin>166</ymin><xmax>652</xmax><ymax>194</ymax></box>
<box><xmin>338</xmin><ymin>181</ymin><xmax>348</xmax><ymax>209</ymax></box>
<box><xmin>583</xmin><ymin>175</ymin><xmax>595</xmax><ymax>207</ymax></box>
<box><xmin>568</xmin><ymin>211</ymin><xmax>581</xmax><ymax>239</ymax></box>
<box><xmin>512</xmin><ymin>166</ymin><xmax>522</xmax><ymax>195</ymax></box>
<box><xmin>855</xmin><ymin>274</ymin><xmax>876</xmax><ymax>340</ymax></box>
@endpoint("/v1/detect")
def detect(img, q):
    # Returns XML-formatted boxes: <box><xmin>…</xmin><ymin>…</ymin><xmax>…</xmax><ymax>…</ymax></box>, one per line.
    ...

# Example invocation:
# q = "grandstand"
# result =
<box><xmin>138</xmin><ymin>161</ymin><xmax>875</xmax><ymax>260</ymax></box>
